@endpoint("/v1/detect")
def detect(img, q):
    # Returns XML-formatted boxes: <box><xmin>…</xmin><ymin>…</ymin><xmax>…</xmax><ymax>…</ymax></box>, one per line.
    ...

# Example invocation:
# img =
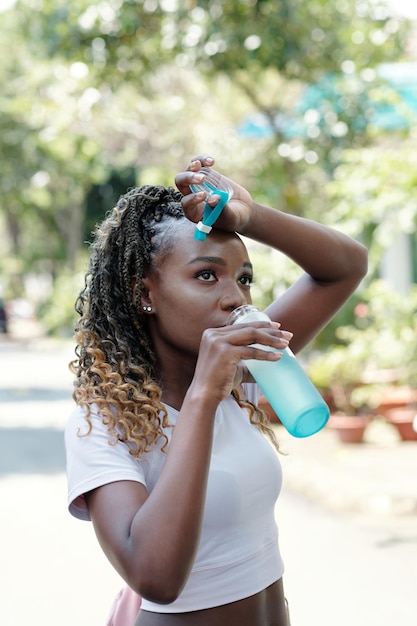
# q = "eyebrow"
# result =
<box><xmin>187</xmin><ymin>256</ymin><xmax>253</xmax><ymax>271</ymax></box>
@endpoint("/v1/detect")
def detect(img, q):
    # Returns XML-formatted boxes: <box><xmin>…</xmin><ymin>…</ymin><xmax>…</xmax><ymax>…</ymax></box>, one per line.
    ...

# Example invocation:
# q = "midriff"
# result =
<box><xmin>134</xmin><ymin>579</ymin><xmax>289</xmax><ymax>626</ymax></box>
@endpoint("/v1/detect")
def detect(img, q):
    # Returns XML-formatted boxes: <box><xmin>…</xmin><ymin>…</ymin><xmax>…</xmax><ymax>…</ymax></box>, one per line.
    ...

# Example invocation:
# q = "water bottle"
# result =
<box><xmin>227</xmin><ymin>304</ymin><xmax>329</xmax><ymax>438</ymax></box>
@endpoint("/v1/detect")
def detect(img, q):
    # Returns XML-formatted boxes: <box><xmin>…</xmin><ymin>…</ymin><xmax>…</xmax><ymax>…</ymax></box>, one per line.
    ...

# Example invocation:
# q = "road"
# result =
<box><xmin>0</xmin><ymin>337</ymin><xmax>416</xmax><ymax>626</ymax></box>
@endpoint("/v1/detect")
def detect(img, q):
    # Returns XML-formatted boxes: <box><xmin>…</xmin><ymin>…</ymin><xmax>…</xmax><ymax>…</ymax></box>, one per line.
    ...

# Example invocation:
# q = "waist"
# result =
<box><xmin>140</xmin><ymin>537</ymin><xmax>284</xmax><ymax>614</ymax></box>
<box><xmin>135</xmin><ymin>579</ymin><xmax>289</xmax><ymax>626</ymax></box>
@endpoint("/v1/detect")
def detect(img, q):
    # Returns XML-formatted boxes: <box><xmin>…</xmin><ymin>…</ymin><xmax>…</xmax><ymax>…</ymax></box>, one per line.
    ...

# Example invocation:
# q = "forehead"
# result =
<box><xmin>163</xmin><ymin>223</ymin><xmax>250</xmax><ymax>267</ymax></box>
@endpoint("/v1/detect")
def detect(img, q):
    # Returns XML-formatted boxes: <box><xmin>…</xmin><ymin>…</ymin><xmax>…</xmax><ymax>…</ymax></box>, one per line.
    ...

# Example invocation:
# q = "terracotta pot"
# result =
<box><xmin>327</xmin><ymin>414</ymin><xmax>372</xmax><ymax>444</ymax></box>
<box><xmin>376</xmin><ymin>388</ymin><xmax>417</xmax><ymax>418</ymax></box>
<box><xmin>386</xmin><ymin>407</ymin><xmax>417</xmax><ymax>441</ymax></box>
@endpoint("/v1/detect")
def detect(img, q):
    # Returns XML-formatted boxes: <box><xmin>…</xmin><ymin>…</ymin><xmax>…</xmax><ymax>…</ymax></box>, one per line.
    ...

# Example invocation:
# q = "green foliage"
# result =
<box><xmin>248</xmin><ymin>244</ymin><xmax>303</xmax><ymax>311</ymax></box>
<box><xmin>325</xmin><ymin>142</ymin><xmax>417</xmax><ymax>275</ymax></box>
<box><xmin>36</xmin><ymin>263</ymin><xmax>86</xmax><ymax>337</ymax></box>
<box><xmin>84</xmin><ymin>167</ymin><xmax>137</xmax><ymax>242</ymax></box>
<box><xmin>28</xmin><ymin>0</ymin><xmax>407</xmax><ymax>81</ymax></box>
<box><xmin>0</xmin><ymin>0</ymin><xmax>414</xmax><ymax>336</ymax></box>
<box><xmin>308</xmin><ymin>280</ymin><xmax>417</xmax><ymax>412</ymax></box>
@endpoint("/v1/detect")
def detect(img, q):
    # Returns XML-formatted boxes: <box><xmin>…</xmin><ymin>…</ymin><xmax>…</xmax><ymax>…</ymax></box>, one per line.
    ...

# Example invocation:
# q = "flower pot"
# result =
<box><xmin>375</xmin><ymin>387</ymin><xmax>417</xmax><ymax>418</ymax></box>
<box><xmin>386</xmin><ymin>407</ymin><xmax>417</xmax><ymax>441</ymax></box>
<box><xmin>327</xmin><ymin>414</ymin><xmax>372</xmax><ymax>444</ymax></box>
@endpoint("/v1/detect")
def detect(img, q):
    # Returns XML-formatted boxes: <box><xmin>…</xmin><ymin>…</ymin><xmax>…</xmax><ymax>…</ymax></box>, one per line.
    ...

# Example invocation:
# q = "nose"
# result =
<box><xmin>219</xmin><ymin>284</ymin><xmax>249</xmax><ymax>313</ymax></box>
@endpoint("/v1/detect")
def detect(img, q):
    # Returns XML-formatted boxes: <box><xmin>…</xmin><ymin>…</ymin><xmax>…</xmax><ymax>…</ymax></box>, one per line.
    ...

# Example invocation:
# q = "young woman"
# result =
<box><xmin>65</xmin><ymin>155</ymin><xmax>367</xmax><ymax>626</ymax></box>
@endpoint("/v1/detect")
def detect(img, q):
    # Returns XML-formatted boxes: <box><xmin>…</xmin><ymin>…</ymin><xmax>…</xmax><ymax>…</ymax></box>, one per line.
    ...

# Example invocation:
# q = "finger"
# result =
<box><xmin>204</xmin><ymin>193</ymin><xmax>221</xmax><ymax>208</ymax></box>
<box><xmin>225</xmin><ymin>324</ymin><xmax>290</xmax><ymax>350</ymax></box>
<box><xmin>227</xmin><ymin>321</ymin><xmax>293</xmax><ymax>343</ymax></box>
<box><xmin>245</xmin><ymin>345</ymin><xmax>283</xmax><ymax>361</ymax></box>
<box><xmin>175</xmin><ymin>171</ymin><xmax>207</xmax><ymax>196</ymax></box>
<box><xmin>180</xmin><ymin>192</ymin><xmax>206</xmax><ymax>222</ymax></box>
<box><xmin>189</xmin><ymin>155</ymin><xmax>215</xmax><ymax>169</ymax></box>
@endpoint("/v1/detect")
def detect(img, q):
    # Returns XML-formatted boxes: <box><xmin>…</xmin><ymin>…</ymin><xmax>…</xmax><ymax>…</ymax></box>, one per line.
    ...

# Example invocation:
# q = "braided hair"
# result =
<box><xmin>71</xmin><ymin>184</ymin><xmax>279</xmax><ymax>456</ymax></box>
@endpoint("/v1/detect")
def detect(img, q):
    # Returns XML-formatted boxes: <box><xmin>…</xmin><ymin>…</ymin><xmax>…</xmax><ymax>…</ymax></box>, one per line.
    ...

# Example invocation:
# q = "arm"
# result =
<box><xmin>244</xmin><ymin>202</ymin><xmax>368</xmax><ymax>352</ymax></box>
<box><xmin>176</xmin><ymin>156</ymin><xmax>368</xmax><ymax>353</ymax></box>
<box><xmin>86</xmin><ymin>387</ymin><xmax>218</xmax><ymax>605</ymax></box>
<box><xmin>85</xmin><ymin>321</ymin><xmax>288</xmax><ymax>603</ymax></box>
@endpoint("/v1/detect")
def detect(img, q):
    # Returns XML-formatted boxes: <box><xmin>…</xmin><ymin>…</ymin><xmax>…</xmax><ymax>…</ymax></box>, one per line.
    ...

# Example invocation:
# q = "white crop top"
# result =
<box><xmin>65</xmin><ymin>384</ymin><xmax>284</xmax><ymax>613</ymax></box>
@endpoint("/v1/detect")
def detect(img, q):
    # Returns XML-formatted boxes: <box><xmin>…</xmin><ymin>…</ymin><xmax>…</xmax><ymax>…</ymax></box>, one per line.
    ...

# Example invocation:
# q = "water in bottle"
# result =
<box><xmin>227</xmin><ymin>305</ymin><xmax>329</xmax><ymax>438</ymax></box>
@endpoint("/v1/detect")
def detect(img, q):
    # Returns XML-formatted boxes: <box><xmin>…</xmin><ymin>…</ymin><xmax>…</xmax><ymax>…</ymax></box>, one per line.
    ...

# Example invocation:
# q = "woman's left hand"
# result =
<box><xmin>174</xmin><ymin>155</ymin><xmax>254</xmax><ymax>234</ymax></box>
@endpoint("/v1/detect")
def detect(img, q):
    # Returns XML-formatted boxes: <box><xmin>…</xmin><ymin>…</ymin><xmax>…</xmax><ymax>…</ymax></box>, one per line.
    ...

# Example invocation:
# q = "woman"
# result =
<box><xmin>65</xmin><ymin>155</ymin><xmax>367</xmax><ymax>626</ymax></box>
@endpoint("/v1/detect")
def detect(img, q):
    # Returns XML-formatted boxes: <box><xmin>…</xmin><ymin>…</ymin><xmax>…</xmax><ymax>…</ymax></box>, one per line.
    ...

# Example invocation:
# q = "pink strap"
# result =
<box><xmin>105</xmin><ymin>586</ymin><xmax>142</xmax><ymax>626</ymax></box>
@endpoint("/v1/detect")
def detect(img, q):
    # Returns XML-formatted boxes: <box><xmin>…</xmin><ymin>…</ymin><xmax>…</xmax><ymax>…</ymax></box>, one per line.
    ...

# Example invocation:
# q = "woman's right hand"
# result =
<box><xmin>190</xmin><ymin>321</ymin><xmax>292</xmax><ymax>405</ymax></box>
<box><xmin>175</xmin><ymin>156</ymin><xmax>255</xmax><ymax>236</ymax></box>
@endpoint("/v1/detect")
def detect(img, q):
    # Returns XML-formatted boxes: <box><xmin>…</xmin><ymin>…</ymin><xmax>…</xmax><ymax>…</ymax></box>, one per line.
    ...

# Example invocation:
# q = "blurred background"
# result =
<box><xmin>0</xmin><ymin>1</ymin><xmax>416</xmax><ymax>625</ymax></box>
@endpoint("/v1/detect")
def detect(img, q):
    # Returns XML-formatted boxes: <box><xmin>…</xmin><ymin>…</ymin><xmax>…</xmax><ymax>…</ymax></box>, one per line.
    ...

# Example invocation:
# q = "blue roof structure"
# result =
<box><xmin>238</xmin><ymin>62</ymin><xmax>417</xmax><ymax>138</ymax></box>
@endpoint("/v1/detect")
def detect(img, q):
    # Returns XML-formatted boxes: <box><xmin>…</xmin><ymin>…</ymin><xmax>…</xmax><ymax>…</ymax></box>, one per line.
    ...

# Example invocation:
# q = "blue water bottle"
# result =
<box><xmin>227</xmin><ymin>304</ymin><xmax>329</xmax><ymax>438</ymax></box>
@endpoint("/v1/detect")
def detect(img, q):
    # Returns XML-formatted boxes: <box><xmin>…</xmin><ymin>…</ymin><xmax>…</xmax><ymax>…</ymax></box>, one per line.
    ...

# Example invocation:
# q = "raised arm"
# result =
<box><xmin>244</xmin><ymin>202</ymin><xmax>368</xmax><ymax>352</ymax></box>
<box><xmin>176</xmin><ymin>156</ymin><xmax>368</xmax><ymax>353</ymax></box>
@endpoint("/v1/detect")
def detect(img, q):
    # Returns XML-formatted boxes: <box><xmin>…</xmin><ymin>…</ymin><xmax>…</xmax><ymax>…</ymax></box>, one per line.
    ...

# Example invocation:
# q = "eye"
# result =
<box><xmin>196</xmin><ymin>269</ymin><xmax>216</xmax><ymax>282</ymax></box>
<box><xmin>238</xmin><ymin>273</ymin><xmax>253</xmax><ymax>287</ymax></box>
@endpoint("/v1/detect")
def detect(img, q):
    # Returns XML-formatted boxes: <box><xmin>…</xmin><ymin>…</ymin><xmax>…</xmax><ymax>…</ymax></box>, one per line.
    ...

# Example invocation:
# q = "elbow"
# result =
<box><xmin>143</xmin><ymin>587</ymin><xmax>182</xmax><ymax>606</ymax></box>
<box><xmin>120</xmin><ymin>537</ymin><xmax>196</xmax><ymax>605</ymax></box>
<box><xmin>127</xmin><ymin>567</ymin><xmax>187</xmax><ymax>606</ymax></box>
<box><xmin>345</xmin><ymin>240</ymin><xmax>368</xmax><ymax>287</ymax></box>
<box><xmin>353</xmin><ymin>241</ymin><xmax>368</xmax><ymax>283</ymax></box>
<box><xmin>134</xmin><ymin>581</ymin><xmax>184</xmax><ymax>606</ymax></box>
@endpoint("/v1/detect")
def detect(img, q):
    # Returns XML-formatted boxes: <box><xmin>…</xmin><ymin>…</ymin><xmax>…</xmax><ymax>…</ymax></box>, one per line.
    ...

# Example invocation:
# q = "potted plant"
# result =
<box><xmin>309</xmin><ymin>280</ymin><xmax>417</xmax><ymax>442</ymax></box>
<box><xmin>308</xmin><ymin>345</ymin><xmax>376</xmax><ymax>443</ymax></box>
<box><xmin>360</xmin><ymin>282</ymin><xmax>417</xmax><ymax>440</ymax></box>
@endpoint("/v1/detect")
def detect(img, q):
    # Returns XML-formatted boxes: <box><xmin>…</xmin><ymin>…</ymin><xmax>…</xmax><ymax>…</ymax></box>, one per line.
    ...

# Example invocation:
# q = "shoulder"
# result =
<box><xmin>65</xmin><ymin>404</ymin><xmax>146</xmax><ymax>521</ymax></box>
<box><xmin>65</xmin><ymin>403</ymin><xmax>109</xmax><ymax>441</ymax></box>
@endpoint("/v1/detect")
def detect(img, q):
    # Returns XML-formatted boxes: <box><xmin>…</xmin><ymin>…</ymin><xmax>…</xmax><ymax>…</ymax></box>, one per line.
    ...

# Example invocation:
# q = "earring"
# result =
<box><xmin>142</xmin><ymin>306</ymin><xmax>152</xmax><ymax>312</ymax></box>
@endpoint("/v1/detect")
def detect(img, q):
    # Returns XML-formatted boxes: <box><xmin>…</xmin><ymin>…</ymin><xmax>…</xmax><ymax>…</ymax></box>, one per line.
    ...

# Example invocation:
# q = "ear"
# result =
<box><xmin>140</xmin><ymin>275</ymin><xmax>155</xmax><ymax>313</ymax></box>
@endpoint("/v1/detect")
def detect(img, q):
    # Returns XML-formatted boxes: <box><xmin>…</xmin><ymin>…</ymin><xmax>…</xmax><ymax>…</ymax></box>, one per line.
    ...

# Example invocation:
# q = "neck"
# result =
<box><xmin>154</xmin><ymin>352</ymin><xmax>197</xmax><ymax>412</ymax></box>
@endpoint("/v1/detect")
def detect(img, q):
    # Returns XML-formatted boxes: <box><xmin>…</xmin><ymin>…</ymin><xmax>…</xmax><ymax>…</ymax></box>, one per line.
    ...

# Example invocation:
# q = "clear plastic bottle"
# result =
<box><xmin>227</xmin><ymin>305</ymin><xmax>329</xmax><ymax>438</ymax></box>
<box><xmin>189</xmin><ymin>168</ymin><xmax>233</xmax><ymax>241</ymax></box>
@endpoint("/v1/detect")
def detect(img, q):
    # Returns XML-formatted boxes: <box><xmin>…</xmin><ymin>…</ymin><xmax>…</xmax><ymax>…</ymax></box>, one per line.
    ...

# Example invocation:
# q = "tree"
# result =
<box><xmin>19</xmin><ymin>0</ymin><xmax>409</xmax><ymax>213</ymax></box>
<box><xmin>0</xmin><ymin>0</ymin><xmax>413</xmax><ymax>332</ymax></box>
<box><xmin>325</xmin><ymin>141</ymin><xmax>417</xmax><ymax>276</ymax></box>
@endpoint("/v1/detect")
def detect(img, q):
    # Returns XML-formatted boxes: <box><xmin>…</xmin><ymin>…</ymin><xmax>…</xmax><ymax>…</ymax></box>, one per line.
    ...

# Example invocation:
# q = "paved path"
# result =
<box><xmin>1</xmin><ymin>334</ymin><xmax>416</xmax><ymax>625</ymax></box>
<box><xmin>0</xmin><ymin>337</ymin><xmax>122</xmax><ymax>626</ymax></box>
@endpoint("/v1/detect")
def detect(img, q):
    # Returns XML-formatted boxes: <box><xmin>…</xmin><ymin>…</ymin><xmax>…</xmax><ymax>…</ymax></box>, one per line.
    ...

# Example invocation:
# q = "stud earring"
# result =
<box><xmin>142</xmin><ymin>306</ymin><xmax>152</xmax><ymax>313</ymax></box>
